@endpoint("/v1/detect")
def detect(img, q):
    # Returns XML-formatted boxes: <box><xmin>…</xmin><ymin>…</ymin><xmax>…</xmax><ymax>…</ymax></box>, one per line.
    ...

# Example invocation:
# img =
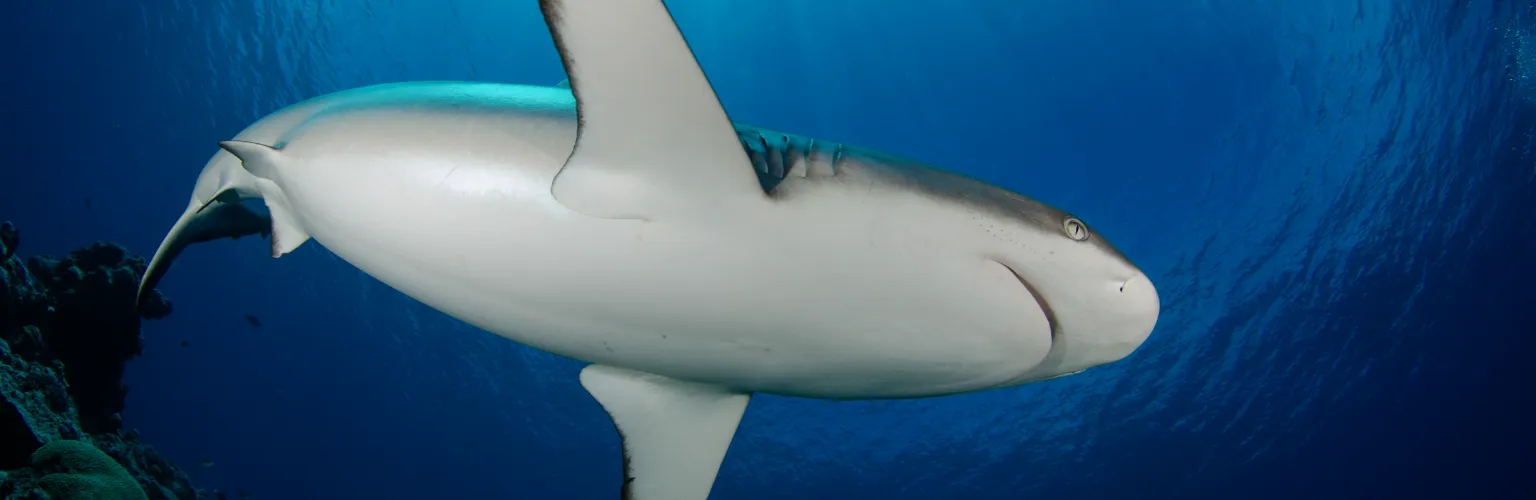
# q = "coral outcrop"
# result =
<box><xmin>21</xmin><ymin>440</ymin><xmax>147</xmax><ymax>500</ymax></box>
<box><xmin>0</xmin><ymin>221</ymin><xmax>211</xmax><ymax>499</ymax></box>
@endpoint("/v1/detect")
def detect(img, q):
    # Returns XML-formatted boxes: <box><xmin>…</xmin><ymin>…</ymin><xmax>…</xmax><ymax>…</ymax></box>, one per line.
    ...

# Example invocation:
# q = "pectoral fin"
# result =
<box><xmin>579</xmin><ymin>364</ymin><xmax>750</xmax><ymax>500</ymax></box>
<box><xmin>537</xmin><ymin>0</ymin><xmax>769</xmax><ymax>221</ymax></box>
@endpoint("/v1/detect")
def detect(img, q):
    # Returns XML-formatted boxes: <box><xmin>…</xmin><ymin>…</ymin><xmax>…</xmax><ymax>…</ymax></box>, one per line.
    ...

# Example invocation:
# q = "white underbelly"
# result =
<box><xmin>275</xmin><ymin>128</ymin><xmax>1052</xmax><ymax>399</ymax></box>
<box><xmin>310</xmin><ymin>195</ymin><xmax>1050</xmax><ymax>398</ymax></box>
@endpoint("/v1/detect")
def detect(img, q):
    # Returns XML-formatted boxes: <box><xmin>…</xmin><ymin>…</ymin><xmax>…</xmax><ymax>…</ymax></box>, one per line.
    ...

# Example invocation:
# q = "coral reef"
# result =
<box><xmin>21</xmin><ymin>440</ymin><xmax>146</xmax><ymax>500</ymax></box>
<box><xmin>23</xmin><ymin>240</ymin><xmax>172</xmax><ymax>433</ymax></box>
<box><xmin>0</xmin><ymin>221</ymin><xmax>211</xmax><ymax>499</ymax></box>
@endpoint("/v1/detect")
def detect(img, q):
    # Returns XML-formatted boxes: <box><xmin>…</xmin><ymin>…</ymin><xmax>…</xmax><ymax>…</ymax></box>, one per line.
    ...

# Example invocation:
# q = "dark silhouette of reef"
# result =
<box><xmin>0</xmin><ymin>221</ymin><xmax>212</xmax><ymax>499</ymax></box>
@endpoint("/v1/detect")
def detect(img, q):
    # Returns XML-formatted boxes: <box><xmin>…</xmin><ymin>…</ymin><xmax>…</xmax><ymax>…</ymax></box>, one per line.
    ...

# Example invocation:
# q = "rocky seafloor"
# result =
<box><xmin>0</xmin><ymin>220</ymin><xmax>219</xmax><ymax>499</ymax></box>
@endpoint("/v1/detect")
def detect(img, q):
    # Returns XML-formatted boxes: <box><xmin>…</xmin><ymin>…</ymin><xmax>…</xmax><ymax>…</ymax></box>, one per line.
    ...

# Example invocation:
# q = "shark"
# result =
<box><xmin>137</xmin><ymin>0</ymin><xmax>1161</xmax><ymax>498</ymax></box>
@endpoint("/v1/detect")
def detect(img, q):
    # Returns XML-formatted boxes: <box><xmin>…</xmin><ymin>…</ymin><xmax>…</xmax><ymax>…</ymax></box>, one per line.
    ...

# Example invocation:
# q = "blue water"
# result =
<box><xmin>3</xmin><ymin>0</ymin><xmax>1533</xmax><ymax>498</ymax></box>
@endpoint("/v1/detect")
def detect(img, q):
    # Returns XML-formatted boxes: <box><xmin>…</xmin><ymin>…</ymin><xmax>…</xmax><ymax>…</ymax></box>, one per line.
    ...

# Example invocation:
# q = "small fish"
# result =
<box><xmin>199</xmin><ymin>458</ymin><xmax>214</xmax><ymax>467</ymax></box>
<box><xmin>179</xmin><ymin>340</ymin><xmax>189</xmax><ymax>347</ymax></box>
<box><xmin>83</xmin><ymin>198</ymin><xmax>93</xmax><ymax>209</ymax></box>
<box><xmin>244</xmin><ymin>315</ymin><xmax>262</xmax><ymax>328</ymax></box>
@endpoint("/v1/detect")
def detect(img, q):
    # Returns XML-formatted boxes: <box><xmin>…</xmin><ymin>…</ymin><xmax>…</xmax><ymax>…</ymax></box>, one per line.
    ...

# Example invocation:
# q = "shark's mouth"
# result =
<box><xmin>982</xmin><ymin>260</ymin><xmax>1067</xmax><ymax>389</ymax></box>
<box><xmin>1000</xmin><ymin>262</ymin><xmax>1059</xmax><ymax>343</ymax></box>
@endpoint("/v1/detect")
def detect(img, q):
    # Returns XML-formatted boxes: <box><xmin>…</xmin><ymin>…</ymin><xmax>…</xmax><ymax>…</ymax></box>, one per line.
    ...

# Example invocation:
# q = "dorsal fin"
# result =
<box><xmin>538</xmin><ymin>0</ymin><xmax>769</xmax><ymax>222</ymax></box>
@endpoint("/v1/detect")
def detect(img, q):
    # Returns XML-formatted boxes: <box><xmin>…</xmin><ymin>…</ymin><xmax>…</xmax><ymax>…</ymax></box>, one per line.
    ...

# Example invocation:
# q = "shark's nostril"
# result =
<box><xmin>1118</xmin><ymin>274</ymin><xmax>1147</xmax><ymax>294</ymax></box>
<box><xmin>1120</xmin><ymin>273</ymin><xmax>1160</xmax><ymax>311</ymax></box>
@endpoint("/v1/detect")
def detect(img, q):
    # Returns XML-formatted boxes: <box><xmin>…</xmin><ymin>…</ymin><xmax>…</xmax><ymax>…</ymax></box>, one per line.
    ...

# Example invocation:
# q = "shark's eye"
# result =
<box><xmin>1062</xmin><ymin>217</ymin><xmax>1089</xmax><ymax>241</ymax></box>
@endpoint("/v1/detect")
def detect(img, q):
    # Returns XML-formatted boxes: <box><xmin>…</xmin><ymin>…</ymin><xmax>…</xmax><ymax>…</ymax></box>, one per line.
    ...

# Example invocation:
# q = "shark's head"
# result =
<box><xmin>839</xmin><ymin>152</ymin><xmax>1161</xmax><ymax>388</ymax></box>
<box><xmin>987</xmin><ymin>199</ymin><xmax>1161</xmax><ymax>386</ymax></box>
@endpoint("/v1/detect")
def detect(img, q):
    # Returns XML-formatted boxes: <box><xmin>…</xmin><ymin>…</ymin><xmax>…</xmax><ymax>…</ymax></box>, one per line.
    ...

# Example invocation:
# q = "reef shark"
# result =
<box><xmin>138</xmin><ymin>0</ymin><xmax>1161</xmax><ymax>498</ymax></box>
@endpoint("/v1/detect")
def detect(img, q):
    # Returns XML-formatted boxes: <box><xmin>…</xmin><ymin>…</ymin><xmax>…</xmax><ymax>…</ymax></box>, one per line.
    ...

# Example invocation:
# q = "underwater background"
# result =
<box><xmin>1</xmin><ymin>0</ymin><xmax>1534</xmax><ymax>498</ymax></box>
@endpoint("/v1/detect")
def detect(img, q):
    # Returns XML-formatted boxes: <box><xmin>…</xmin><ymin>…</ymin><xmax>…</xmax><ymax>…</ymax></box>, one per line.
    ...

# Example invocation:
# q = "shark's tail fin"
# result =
<box><xmin>135</xmin><ymin>141</ymin><xmax>312</xmax><ymax>312</ymax></box>
<box><xmin>136</xmin><ymin>198</ymin><xmax>270</xmax><ymax>310</ymax></box>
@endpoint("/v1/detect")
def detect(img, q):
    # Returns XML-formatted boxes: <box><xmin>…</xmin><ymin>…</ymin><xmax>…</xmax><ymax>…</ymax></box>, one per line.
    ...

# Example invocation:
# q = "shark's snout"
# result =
<box><xmin>1115</xmin><ymin>272</ymin><xmax>1160</xmax><ymax>346</ymax></box>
